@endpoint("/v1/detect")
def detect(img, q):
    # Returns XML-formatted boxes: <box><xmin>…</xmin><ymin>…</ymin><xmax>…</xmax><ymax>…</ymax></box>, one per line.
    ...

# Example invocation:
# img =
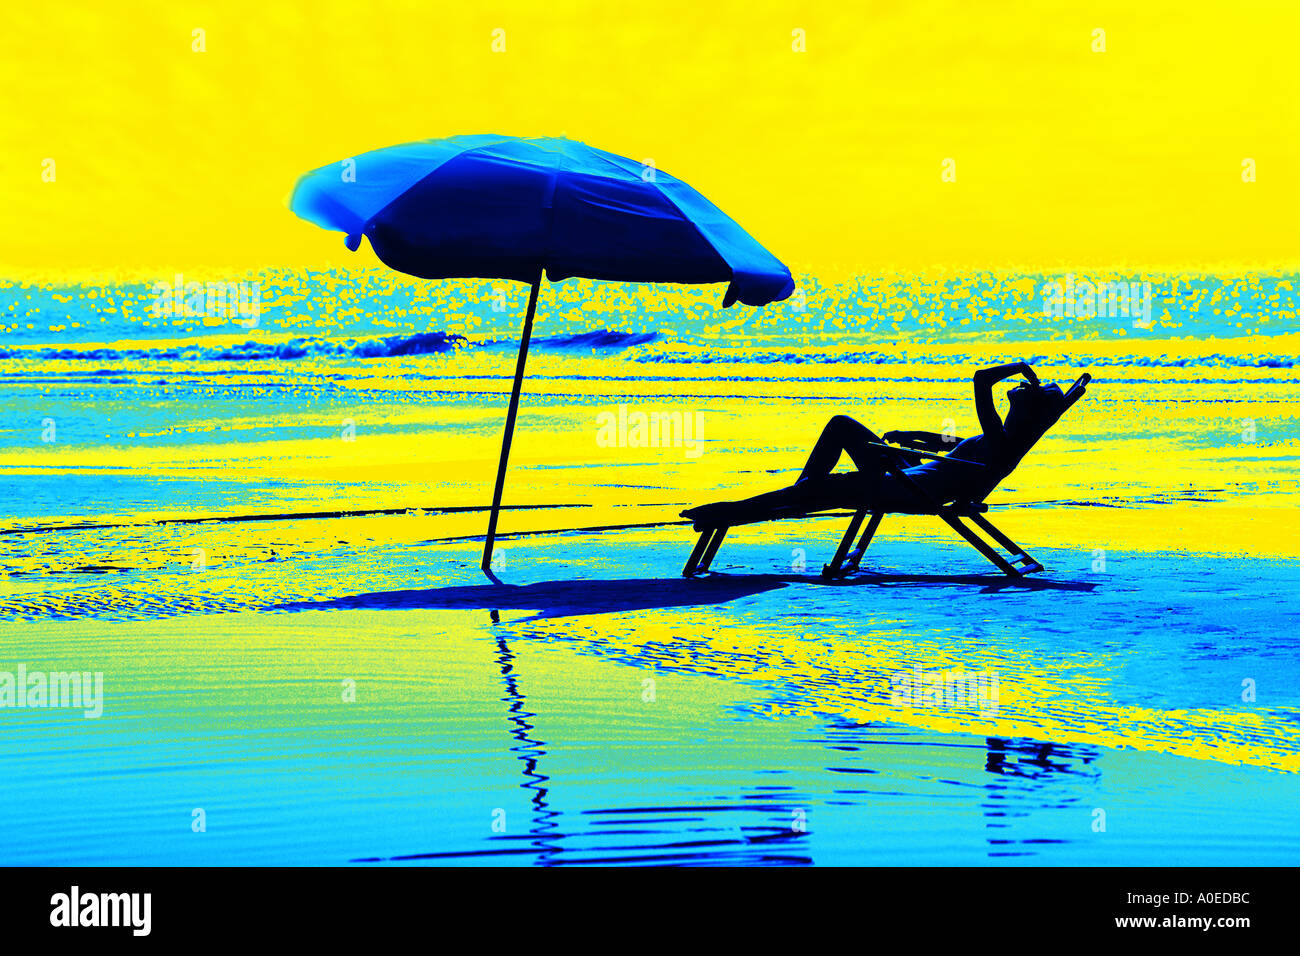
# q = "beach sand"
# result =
<box><xmin>2</xmin><ymin>329</ymin><xmax>1298</xmax><ymax>864</ymax></box>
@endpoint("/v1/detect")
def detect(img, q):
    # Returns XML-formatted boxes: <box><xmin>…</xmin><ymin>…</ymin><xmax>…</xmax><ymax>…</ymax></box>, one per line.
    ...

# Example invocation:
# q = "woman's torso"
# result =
<box><xmin>890</xmin><ymin>434</ymin><xmax>995</xmax><ymax>505</ymax></box>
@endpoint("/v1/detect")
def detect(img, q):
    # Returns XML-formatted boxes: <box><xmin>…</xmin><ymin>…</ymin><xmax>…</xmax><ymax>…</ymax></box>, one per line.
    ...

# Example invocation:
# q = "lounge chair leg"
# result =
<box><xmin>682</xmin><ymin>527</ymin><xmax>714</xmax><ymax>577</ymax></box>
<box><xmin>846</xmin><ymin>511</ymin><xmax>884</xmax><ymax>572</ymax></box>
<box><xmin>698</xmin><ymin>526</ymin><xmax>728</xmax><ymax>574</ymax></box>
<box><xmin>967</xmin><ymin>513</ymin><xmax>1045</xmax><ymax>573</ymax></box>
<box><xmin>822</xmin><ymin>510</ymin><xmax>867</xmax><ymax>579</ymax></box>
<box><xmin>940</xmin><ymin>513</ymin><xmax>1022</xmax><ymax>576</ymax></box>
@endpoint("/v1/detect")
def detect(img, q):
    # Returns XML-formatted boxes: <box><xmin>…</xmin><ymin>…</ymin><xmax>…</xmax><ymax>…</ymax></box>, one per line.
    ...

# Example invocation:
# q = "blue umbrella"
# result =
<box><xmin>291</xmin><ymin>134</ymin><xmax>794</xmax><ymax>571</ymax></box>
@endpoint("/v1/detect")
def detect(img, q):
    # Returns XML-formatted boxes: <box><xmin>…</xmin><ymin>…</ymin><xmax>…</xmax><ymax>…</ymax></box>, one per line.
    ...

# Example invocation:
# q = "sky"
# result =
<box><xmin>1</xmin><ymin>0</ymin><xmax>1297</xmax><ymax>277</ymax></box>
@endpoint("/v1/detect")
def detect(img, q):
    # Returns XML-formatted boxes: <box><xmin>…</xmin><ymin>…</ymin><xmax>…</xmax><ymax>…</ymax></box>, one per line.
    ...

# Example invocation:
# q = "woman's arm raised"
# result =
<box><xmin>973</xmin><ymin>363</ymin><xmax>1037</xmax><ymax>450</ymax></box>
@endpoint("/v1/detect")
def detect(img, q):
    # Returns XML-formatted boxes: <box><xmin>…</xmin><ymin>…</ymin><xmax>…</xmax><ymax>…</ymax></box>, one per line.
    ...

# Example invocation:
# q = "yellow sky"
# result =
<box><xmin>1</xmin><ymin>0</ymin><xmax>1297</xmax><ymax>276</ymax></box>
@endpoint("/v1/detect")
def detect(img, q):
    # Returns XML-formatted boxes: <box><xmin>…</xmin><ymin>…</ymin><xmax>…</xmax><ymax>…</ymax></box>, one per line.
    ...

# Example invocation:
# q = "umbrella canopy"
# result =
<box><xmin>290</xmin><ymin>134</ymin><xmax>794</xmax><ymax>571</ymax></box>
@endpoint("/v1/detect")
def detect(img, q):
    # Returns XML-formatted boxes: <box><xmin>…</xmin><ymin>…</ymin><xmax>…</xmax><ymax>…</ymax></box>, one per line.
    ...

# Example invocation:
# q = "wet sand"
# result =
<box><xmin>2</xmin><ymin>351</ymin><xmax>1298</xmax><ymax>864</ymax></box>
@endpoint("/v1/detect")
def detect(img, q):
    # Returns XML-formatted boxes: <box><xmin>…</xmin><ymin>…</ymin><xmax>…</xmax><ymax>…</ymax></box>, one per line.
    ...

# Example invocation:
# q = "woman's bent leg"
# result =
<box><xmin>799</xmin><ymin>416</ymin><xmax>887</xmax><ymax>481</ymax></box>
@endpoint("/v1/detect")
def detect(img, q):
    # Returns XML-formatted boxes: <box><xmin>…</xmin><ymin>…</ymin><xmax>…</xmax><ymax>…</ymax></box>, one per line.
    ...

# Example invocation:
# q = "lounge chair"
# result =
<box><xmin>682</xmin><ymin>373</ymin><xmax>1092</xmax><ymax>579</ymax></box>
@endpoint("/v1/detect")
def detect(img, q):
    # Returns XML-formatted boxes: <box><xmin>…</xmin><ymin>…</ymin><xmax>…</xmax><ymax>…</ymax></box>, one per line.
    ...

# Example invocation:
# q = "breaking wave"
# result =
<box><xmin>630</xmin><ymin>348</ymin><xmax>1298</xmax><ymax>369</ymax></box>
<box><xmin>0</xmin><ymin>331</ymin><xmax>467</xmax><ymax>362</ymax></box>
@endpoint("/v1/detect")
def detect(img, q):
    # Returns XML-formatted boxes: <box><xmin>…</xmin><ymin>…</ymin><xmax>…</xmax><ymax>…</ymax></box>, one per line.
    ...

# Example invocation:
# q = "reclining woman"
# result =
<box><xmin>682</xmin><ymin>362</ymin><xmax>1066</xmax><ymax>528</ymax></box>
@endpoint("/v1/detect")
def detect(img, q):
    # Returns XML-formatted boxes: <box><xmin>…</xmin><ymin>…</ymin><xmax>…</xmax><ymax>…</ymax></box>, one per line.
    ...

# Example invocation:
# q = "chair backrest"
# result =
<box><xmin>965</xmin><ymin>372</ymin><xmax>1091</xmax><ymax>504</ymax></box>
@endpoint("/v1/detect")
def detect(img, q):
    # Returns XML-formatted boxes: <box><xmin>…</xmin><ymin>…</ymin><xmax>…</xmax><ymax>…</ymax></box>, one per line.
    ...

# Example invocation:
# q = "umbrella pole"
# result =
<box><xmin>482</xmin><ymin>272</ymin><xmax>543</xmax><ymax>572</ymax></box>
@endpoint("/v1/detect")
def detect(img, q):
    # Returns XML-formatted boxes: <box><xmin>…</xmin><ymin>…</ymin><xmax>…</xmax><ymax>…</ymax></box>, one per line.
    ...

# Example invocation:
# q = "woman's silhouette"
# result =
<box><xmin>682</xmin><ymin>363</ymin><xmax>1066</xmax><ymax>525</ymax></box>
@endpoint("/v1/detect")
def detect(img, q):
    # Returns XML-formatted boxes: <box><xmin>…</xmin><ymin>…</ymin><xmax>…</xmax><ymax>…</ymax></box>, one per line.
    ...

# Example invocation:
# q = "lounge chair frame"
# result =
<box><xmin>682</xmin><ymin>373</ymin><xmax>1091</xmax><ymax>579</ymax></box>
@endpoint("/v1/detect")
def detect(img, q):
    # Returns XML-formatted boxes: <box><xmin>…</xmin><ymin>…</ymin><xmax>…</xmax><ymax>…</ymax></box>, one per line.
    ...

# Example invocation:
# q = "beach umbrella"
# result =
<box><xmin>290</xmin><ymin>134</ymin><xmax>794</xmax><ymax>571</ymax></box>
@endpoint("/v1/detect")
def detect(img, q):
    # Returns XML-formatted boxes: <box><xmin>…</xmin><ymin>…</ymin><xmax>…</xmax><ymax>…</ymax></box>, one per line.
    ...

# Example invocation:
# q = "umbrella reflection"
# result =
<box><xmin>493</xmin><ymin>634</ymin><xmax>564</xmax><ymax>864</ymax></box>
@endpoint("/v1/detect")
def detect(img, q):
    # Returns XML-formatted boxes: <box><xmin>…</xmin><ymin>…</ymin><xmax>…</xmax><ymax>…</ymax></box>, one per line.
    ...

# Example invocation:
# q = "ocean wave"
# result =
<box><xmin>0</xmin><ymin>331</ymin><xmax>467</xmax><ymax>362</ymax></box>
<box><xmin>1</xmin><ymin>327</ymin><xmax>1295</xmax><ymax>372</ymax></box>
<box><xmin>481</xmin><ymin>330</ymin><xmax>659</xmax><ymax>349</ymax></box>
<box><xmin>631</xmin><ymin>349</ymin><xmax>1297</xmax><ymax>368</ymax></box>
<box><xmin>0</xmin><ymin>328</ymin><xmax>666</xmax><ymax>363</ymax></box>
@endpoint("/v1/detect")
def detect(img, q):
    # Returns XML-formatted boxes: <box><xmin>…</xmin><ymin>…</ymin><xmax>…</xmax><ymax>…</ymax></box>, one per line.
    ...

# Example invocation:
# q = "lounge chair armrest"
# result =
<box><xmin>883</xmin><ymin>430</ymin><xmax>964</xmax><ymax>452</ymax></box>
<box><xmin>863</xmin><ymin>441</ymin><xmax>988</xmax><ymax>467</ymax></box>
